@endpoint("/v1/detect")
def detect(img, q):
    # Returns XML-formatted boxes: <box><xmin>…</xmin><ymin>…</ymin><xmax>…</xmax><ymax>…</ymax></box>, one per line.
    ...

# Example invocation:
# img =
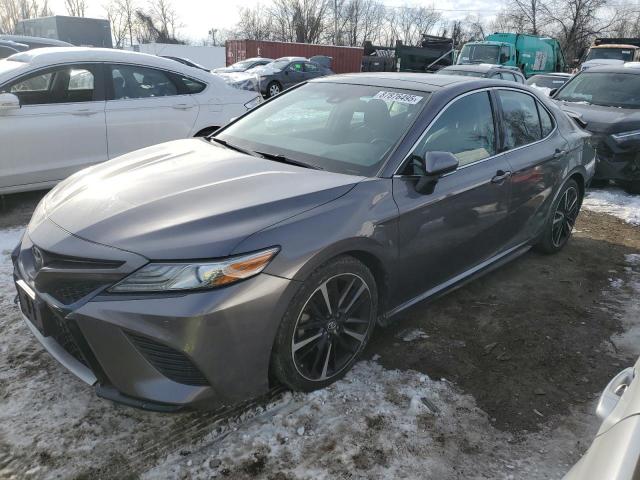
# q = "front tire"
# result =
<box><xmin>266</xmin><ymin>81</ymin><xmax>282</xmax><ymax>98</ymax></box>
<box><xmin>535</xmin><ymin>179</ymin><xmax>582</xmax><ymax>254</ymax></box>
<box><xmin>271</xmin><ymin>256</ymin><xmax>378</xmax><ymax>391</ymax></box>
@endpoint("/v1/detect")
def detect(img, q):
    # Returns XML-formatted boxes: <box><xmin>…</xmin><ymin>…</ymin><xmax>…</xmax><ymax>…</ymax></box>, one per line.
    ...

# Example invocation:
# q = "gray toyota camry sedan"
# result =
<box><xmin>13</xmin><ymin>73</ymin><xmax>595</xmax><ymax>410</ymax></box>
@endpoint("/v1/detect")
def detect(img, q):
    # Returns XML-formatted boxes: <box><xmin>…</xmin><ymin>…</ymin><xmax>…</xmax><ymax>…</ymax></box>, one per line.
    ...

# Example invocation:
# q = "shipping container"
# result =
<box><xmin>225</xmin><ymin>39</ymin><xmax>364</xmax><ymax>74</ymax></box>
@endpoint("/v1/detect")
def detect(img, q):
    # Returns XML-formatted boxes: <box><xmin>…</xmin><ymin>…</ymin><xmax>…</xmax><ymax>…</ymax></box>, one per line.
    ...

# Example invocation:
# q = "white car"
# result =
<box><xmin>0</xmin><ymin>48</ymin><xmax>261</xmax><ymax>194</ymax></box>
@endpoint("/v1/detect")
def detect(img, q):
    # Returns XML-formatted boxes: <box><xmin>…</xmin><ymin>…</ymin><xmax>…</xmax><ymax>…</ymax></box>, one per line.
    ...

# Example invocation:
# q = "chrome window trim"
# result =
<box><xmin>393</xmin><ymin>86</ymin><xmax>558</xmax><ymax>177</ymax></box>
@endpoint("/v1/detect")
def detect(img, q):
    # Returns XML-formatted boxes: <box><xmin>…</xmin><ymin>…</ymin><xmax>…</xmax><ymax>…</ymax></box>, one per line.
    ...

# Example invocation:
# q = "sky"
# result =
<box><xmin>46</xmin><ymin>0</ymin><xmax>503</xmax><ymax>44</ymax></box>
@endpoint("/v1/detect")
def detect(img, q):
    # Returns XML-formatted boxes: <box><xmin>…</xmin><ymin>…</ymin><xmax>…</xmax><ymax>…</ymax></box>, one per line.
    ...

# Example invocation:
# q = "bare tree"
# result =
<box><xmin>544</xmin><ymin>0</ymin><xmax>618</xmax><ymax>64</ymax></box>
<box><xmin>339</xmin><ymin>0</ymin><xmax>385</xmax><ymax>46</ymax></box>
<box><xmin>65</xmin><ymin>0</ymin><xmax>87</xmax><ymax>17</ymax></box>
<box><xmin>0</xmin><ymin>0</ymin><xmax>53</xmax><ymax>34</ymax></box>
<box><xmin>236</xmin><ymin>4</ymin><xmax>274</xmax><ymax>41</ymax></box>
<box><xmin>147</xmin><ymin>0</ymin><xmax>181</xmax><ymax>41</ymax></box>
<box><xmin>387</xmin><ymin>5</ymin><xmax>442</xmax><ymax>46</ymax></box>
<box><xmin>268</xmin><ymin>0</ymin><xmax>331</xmax><ymax>43</ymax></box>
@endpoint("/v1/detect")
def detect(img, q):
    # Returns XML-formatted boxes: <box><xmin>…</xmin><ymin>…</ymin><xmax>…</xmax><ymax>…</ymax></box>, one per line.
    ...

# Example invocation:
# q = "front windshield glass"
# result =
<box><xmin>265</xmin><ymin>59</ymin><xmax>290</xmax><ymax>71</ymax></box>
<box><xmin>555</xmin><ymin>72</ymin><xmax>640</xmax><ymax>108</ymax></box>
<box><xmin>217</xmin><ymin>82</ymin><xmax>430</xmax><ymax>176</ymax></box>
<box><xmin>458</xmin><ymin>44</ymin><xmax>499</xmax><ymax>64</ymax></box>
<box><xmin>439</xmin><ymin>69</ymin><xmax>485</xmax><ymax>77</ymax></box>
<box><xmin>586</xmin><ymin>48</ymin><xmax>635</xmax><ymax>62</ymax></box>
<box><xmin>231</xmin><ymin>60</ymin><xmax>255</xmax><ymax>70</ymax></box>
<box><xmin>526</xmin><ymin>75</ymin><xmax>569</xmax><ymax>88</ymax></box>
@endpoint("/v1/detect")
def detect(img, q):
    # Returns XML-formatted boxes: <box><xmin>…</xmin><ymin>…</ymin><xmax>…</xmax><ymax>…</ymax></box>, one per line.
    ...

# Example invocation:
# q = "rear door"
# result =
<box><xmin>303</xmin><ymin>62</ymin><xmax>324</xmax><ymax>80</ymax></box>
<box><xmin>493</xmin><ymin>88</ymin><xmax>569</xmax><ymax>246</ymax></box>
<box><xmin>0</xmin><ymin>63</ymin><xmax>107</xmax><ymax>191</ymax></box>
<box><xmin>391</xmin><ymin>90</ymin><xmax>513</xmax><ymax>307</ymax></box>
<box><xmin>104</xmin><ymin>63</ymin><xmax>199</xmax><ymax>158</ymax></box>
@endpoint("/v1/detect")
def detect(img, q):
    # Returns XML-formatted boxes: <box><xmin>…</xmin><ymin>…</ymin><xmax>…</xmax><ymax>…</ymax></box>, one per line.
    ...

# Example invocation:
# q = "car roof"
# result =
<box><xmin>314</xmin><ymin>72</ymin><xmax>501</xmax><ymax>91</ymax></box>
<box><xmin>591</xmin><ymin>44</ymin><xmax>639</xmax><ymax>49</ymax></box>
<box><xmin>7</xmin><ymin>47</ymin><xmax>201</xmax><ymax>71</ymax></box>
<box><xmin>581</xmin><ymin>65</ymin><xmax>640</xmax><ymax>74</ymax></box>
<box><xmin>442</xmin><ymin>64</ymin><xmax>521</xmax><ymax>74</ymax></box>
<box><xmin>274</xmin><ymin>56</ymin><xmax>307</xmax><ymax>62</ymax></box>
<box><xmin>0</xmin><ymin>34</ymin><xmax>72</xmax><ymax>47</ymax></box>
<box><xmin>244</xmin><ymin>57</ymin><xmax>273</xmax><ymax>62</ymax></box>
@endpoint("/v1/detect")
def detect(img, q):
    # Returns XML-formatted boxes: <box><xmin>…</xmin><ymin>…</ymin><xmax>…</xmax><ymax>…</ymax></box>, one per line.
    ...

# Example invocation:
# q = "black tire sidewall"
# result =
<box><xmin>267</xmin><ymin>81</ymin><xmax>281</xmax><ymax>97</ymax></box>
<box><xmin>535</xmin><ymin>178</ymin><xmax>581</xmax><ymax>254</ymax></box>
<box><xmin>271</xmin><ymin>256</ymin><xmax>378</xmax><ymax>392</ymax></box>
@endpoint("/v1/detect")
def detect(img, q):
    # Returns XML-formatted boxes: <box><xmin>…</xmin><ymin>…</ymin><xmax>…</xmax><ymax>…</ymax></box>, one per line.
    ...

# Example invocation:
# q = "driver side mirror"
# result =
<box><xmin>413</xmin><ymin>151</ymin><xmax>459</xmax><ymax>194</ymax></box>
<box><xmin>0</xmin><ymin>92</ymin><xmax>20</xmax><ymax>112</ymax></box>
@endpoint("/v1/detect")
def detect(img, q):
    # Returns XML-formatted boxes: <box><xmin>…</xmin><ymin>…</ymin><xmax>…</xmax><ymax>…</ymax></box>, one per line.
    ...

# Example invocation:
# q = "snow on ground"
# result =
<box><xmin>395</xmin><ymin>328</ymin><xmax>429</xmax><ymax>342</ymax></box>
<box><xmin>583</xmin><ymin>187</ymin><xmax>640</xmax><ymax>226</ymax></box>
<box><xmin>1</xmin><ymin>211</ymin><xmax>639</xmax><ymax>479</ymax></box>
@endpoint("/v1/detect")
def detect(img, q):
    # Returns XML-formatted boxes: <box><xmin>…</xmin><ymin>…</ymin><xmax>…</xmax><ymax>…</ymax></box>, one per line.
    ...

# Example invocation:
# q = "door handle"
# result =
<box><xmin>553</xmin><ymin>149</ymin><xmax>567</xmax><ymax>159</ymax></box>
<box><xmin>172</xmin><ymin>103</ymin><xmax>194</xmax><ymax>110</ymax></box>
<box><xmin>491</xmin><ymin>170</ymin><xmax>512</xmax><ymax>184</ymax></box>
<box><xmin>71</xmin><ymin>108</ymin><xmax>98</xmax><ymax>116</ymax></box>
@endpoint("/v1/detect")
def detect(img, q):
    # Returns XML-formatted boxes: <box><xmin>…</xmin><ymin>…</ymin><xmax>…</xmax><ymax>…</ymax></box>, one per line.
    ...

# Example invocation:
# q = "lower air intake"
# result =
<box><xmin>126</xmin><ymin>332</ymin><xmax>209</xmax><ymax>386</ymax></box>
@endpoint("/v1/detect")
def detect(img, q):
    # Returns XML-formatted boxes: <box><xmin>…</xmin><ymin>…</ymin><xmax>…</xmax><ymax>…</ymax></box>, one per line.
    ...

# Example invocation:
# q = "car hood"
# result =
<box><xmin>557</xmin><ymin>101</ymin><xmax>640</xmax><ymax>134</ymax></box>
<box><xmin>213</xmin><ymin>66</ymin><xmax>242</xmax><ymax>73</ymax></box>
<box><xmin>40</xmin><ymin>139</ymin><xmax>362</xmax><ymax>260</ymax></box>
<box><xmin>581</xmin><ymin>59</ymin><xmax>625</xmax><ymax>70</ymax></box>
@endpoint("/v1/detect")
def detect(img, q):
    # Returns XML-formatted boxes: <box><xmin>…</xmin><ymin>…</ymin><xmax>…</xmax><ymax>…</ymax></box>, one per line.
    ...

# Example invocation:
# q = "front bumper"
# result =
<box><xmin>14</xmin><ymin>220</ymin><xmax>295</xmax><ymax>409</ymax></box>
<box><xmin>592</xmin><ymin>134</ymin><xmax>640</xmax><ymax>181</ymax></box>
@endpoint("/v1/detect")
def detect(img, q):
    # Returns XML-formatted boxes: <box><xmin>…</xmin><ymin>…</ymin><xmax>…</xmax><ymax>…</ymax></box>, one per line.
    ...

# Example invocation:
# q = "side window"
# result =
<box><xmin>503</xmin><ymin>72</ymin><xmax>517</xmax><ymax>82</ymax></box>
<box><xmin>516</xmin><ymin>74</ymin><xmax>525</xmax><ymax>84</ymax></box>
<box><xmin>304</xmin><ymin>62</ymin><xmax>319</xmax><ymax>72</ymax></box>
<box><xmin>110</xmin><ymin>64</ymin><xmax>178</xmax><ymax>100</ymax></box>
<box><xmin>3</xmin><ymin>66</ymin><xmax>96</xmax><ymax>105</ymax></box>
<box><xmin>498</xmin><ymin>90</ymin><xmax>542</xmax><ymax>150</ymax></box>
<box><xmin>174</xmin><ymin>75</ymin><xmax>206</xmax><ymax>94</ymax></box>
<box><xmin>412</xmin><ymin>91</ymin><xmax>496</xmax><ymax>169</ymax></box>
<box><xmin>538</xmin><ymin>103</ymin><xmax>554</xmax><ymax>136</ymax></box>
<box><xmin>290</xmin><ymin>62</ymin><xmax>304</xmax><ymax>72</ymax></box>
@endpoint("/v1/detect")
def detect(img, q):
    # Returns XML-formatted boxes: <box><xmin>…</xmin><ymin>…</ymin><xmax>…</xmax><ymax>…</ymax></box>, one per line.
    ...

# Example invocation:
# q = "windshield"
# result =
<box><xmin>217</xmin><ymin>82</ymin><xmax>429</xmax><ymax>176</ymax></box>
<box><xmin>457</xmin><ymin>44</ymin><xmax>499</xmax><ymax>64</ymax></box>
<box><xmin>527</xmin><ymin>75</ymin><xmax>569</xmax><ymax>88</ymax></box>
<box><xmin>231</xmin><ymin>60</ymin><xmax>256</xmax><ymax>70</ymax></box>
<box><xmin>555</xmin><ymin>72</ymin><xmax>640</xmax><ymax>108</ymax></box>
<box><xmin>586</xmin><ymin>48</ymin><xmax>635</xmax><ymax>62</ymax></box>
<box><xmin>439</xmin><ymin>69</ymin><xmax>485</xmax><ymax>78</ymax></box>
<box><xmin>265</xmin><ymin>59</ymin><xmax>290</xmax><ymax>71</ymax></box>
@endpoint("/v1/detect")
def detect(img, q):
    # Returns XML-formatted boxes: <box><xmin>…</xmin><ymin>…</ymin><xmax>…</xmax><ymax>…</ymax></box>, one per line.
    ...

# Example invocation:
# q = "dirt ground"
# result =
<box><xmin>0</xmin><ymin>190</ymin><xmax>639</xmax><ymax>479</ymax></box>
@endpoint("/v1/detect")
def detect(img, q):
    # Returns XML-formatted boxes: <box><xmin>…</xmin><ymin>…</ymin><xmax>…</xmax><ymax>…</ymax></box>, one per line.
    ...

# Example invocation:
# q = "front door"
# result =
<box><xmin>0</xmin><ymin>63</ymin><xmax>107</xmax><ymax>190</ymax></box>
<box><xmin>391</xmin><ymin>90</ymin><xmax>512</xmax><ymax>307</ymax></box>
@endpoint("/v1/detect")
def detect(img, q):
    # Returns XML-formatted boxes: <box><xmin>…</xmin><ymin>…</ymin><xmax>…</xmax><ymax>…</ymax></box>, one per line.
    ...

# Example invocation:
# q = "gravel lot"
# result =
<box><xmin>0</xmin><ymin>187</ymin><xmax>638</xmax><ymax>480</ymax></box>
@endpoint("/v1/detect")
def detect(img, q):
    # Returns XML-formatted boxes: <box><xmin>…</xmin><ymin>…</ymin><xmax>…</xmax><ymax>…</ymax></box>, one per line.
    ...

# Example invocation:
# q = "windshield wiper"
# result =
<box><xmin>207</xmin><ymin>137</ymin><xmax>257</xmax><ymax>157</ymax></box>
<box><xmin>254</xmin><ymin>151</ymin><xmax>324</xmax><ymax>170</ymax></box>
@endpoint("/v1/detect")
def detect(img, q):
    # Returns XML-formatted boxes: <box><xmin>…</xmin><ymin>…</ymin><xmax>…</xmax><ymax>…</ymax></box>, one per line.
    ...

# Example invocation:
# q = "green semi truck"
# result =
<box><xmin>457</xmin><ymin>33</ymin><xmax>565</xmax><ymax>77</ymax></box>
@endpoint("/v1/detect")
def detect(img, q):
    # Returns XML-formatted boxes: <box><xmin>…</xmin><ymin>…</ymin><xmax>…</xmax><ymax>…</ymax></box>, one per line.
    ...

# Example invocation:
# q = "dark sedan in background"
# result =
<box><xmin>439</xmin><ymin>64</ymin><xmax>526</xmax><ymax>83</ymax></box>
<box><xmin>554</xmin><ymin>65</ymin><xmax>640</xmax><ymax>193</ymax></box>
<box><xmin>14</xmin><ymin>73</ymin><xmax>594</xmax><ymax>409</ymax></box>
<box><xmin>252</xmin><ymin>56</ymin><xmax>334</xmax><ymax>97</ymax></box>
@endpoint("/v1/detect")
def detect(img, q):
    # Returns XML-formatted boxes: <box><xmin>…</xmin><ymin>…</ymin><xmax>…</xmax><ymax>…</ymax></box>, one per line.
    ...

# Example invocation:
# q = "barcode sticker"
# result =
<box><xmin>373</xmin><ymin>91</ymin><xmax>423</xmax><ymax>105</ymax></box>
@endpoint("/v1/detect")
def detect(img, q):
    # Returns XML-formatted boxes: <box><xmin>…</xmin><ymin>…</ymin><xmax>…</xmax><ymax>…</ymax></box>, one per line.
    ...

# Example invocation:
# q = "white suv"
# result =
<box><xmin>0</xmin><ymin>48</ymin><xmax>261</xmax><ymax>194</ymax></box>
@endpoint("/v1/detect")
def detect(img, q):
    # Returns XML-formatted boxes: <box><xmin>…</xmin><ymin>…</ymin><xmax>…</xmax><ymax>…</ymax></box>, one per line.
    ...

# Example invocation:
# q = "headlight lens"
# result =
<box><xmin>244</xmin><ymin>96</ymin><xmax>262</xmax><ymax>109</ymax></box>
<box><xmin>612</xmin><ymin>129</ymin><xmax>640</xmax><ymax>142</ymax></box>
<box><xmin>110</xmin><ymin>247</ymin><xmax>279</xmax><ymax>293</ymax></box>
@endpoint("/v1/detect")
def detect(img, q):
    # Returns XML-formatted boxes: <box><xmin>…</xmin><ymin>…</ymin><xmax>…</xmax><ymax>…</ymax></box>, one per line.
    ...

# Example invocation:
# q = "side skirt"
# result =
<box><xmin>384</xmin><ymin>242</ymin><xmax>532</xmax><ymax>321</ymax></box>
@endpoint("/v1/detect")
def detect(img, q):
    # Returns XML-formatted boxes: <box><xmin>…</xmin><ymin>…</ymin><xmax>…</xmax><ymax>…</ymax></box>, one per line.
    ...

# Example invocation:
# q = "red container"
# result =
<box><xmin>225</xmin><ymin>39</ymin><xmax>364</xmax><ymax>74</ymax></box>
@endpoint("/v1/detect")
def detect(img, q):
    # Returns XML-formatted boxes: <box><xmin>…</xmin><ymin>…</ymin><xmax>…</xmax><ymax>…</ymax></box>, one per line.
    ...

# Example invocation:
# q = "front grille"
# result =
<box><xmin>49</xmin><ymin>280</ymin><xmax>108</xmax><ymax>305</ymax></box>
<box><xmin>20</xmin><ymin>247</ymin><xmax>125</xmax><ymax>306</ymax></box>
<box><xmin>126</xmin><ymin>332</ymin><xmax>209</xmax><ymax>386</ymax></box>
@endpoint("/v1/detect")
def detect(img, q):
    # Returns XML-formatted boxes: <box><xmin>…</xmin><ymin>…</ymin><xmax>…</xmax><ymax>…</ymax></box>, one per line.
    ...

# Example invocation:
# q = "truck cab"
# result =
<box><xmin>457</xmin><ymin>33</ymin><xmax>565</xmax><ymax>78</ymax></box>
<box><xmin>581</xmin><ymin>39</ymin><xmax>640</xmax><ymax>70</ymax></box>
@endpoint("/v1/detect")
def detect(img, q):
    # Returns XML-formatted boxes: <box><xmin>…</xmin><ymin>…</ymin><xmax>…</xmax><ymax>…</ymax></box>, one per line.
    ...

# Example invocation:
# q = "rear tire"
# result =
<box><xmin>589</xmin><ymin>178</ymin><xmax>609</xmax><ymax>188</ymax></box>
<box><xmin>271</xmin><ymin>256</ymin><xmax>377</xmax><ymax>392</ymax></box>
<box><xmin>534</xmin><ymin>179</ymin><xmax>582</xmax><ymax>254</ymax></box>
<box><xmin>623</xmin><ymin>180</ymin><xmax>640</xmax><ymax>195</ymax></box>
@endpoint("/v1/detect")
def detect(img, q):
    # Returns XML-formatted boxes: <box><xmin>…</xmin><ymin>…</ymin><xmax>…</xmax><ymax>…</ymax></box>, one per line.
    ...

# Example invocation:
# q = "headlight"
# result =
<box><xmin>110</xmin><ymin>247</ymin><xmax>279</xmax><ymax>293</ymax></box>
<box><xmin>612</xmin><ymin>129</ymin><xmax>640</xmax><ymax>142</ymax></box>
<box><xmin>244</xmin><ymin>96</ymin><xmax>262</xmax><ymax>109</ymax></box>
